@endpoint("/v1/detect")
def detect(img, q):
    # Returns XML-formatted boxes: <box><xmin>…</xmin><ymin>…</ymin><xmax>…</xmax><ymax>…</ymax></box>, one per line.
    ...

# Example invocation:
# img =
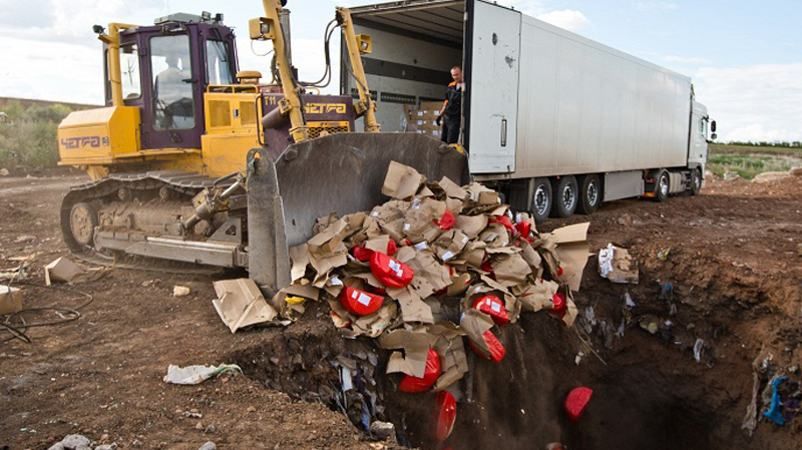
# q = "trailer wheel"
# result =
<box><xmin>530</xmin><ymin>178</ymin><xmax>552</xmax><ymax>224</ymax></box>
<box><xmin>655</xmin><ymin>171</ymin><xmax>670</xmax><ymax>202</ymax></box>
<box><xmin>551</xmin><ymin>176</ymin><xmax>578</xmax><ymax>218</ymax></box>
<box><xmin>689</xmin><ymin>168</ymin><xmax>703</xmax><ymax>196</ymax></box>
<box><xmin>577</xmin><ymin>174</ymin><xmax>602</xmax><ymax>214</ymax></box>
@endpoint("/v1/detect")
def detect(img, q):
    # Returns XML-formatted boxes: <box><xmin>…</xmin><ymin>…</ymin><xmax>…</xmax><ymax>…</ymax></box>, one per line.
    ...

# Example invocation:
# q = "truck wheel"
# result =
<box><xmin>655</xmin><ymin>171</ymin><xmax>670</xmax><ymax>202</ymax></box>
<box><xmin>551</xmin><ymin>176</ymin><xmax>578</xmax><ymax>218</ymax></box>
<box><xmin>689</xmin><ymin>168</ymin><xmax>702</xmax><ymax>195</ymax></box>
<box><xmin>530</xmin><ymin>178</ymin><xmax>552</xmax><ymax>224</ymax></box>
<box><xmin>577</xmin><ymin>174</ymin><xmax>602</xmax><ymax>215</ymax></box>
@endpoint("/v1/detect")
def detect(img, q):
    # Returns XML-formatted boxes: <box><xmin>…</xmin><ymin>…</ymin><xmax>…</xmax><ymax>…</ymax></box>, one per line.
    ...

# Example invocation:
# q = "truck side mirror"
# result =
<box><xmin>711</xmin><ymin>133</ymin><xmax>717</xmax><ymax>141</ymax></box>
<box><xmin>710</xmin><ymin>120</ymin><xmax>716</xmax><ymax>133</ymax></box>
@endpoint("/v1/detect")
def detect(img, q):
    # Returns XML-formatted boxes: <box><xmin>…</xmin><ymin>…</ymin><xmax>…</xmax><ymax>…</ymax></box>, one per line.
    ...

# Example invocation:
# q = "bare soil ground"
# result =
<box><xmin>1</xmin><ymin>173</ymin><xmax>801</xmax><ymax>449</ymax></box>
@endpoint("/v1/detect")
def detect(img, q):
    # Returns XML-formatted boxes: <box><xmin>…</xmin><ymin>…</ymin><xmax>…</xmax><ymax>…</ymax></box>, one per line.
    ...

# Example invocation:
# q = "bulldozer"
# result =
<box><xmin>56</xmin><ymin>0</ymin><xmax>466</xmax><ymax>295</ymax></box>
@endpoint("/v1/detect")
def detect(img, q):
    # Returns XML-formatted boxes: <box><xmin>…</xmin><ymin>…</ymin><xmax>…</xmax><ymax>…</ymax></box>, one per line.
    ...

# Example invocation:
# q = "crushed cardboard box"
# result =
<box><xmin>212</xmin><ymin>278</ymin><xmax>279</xmax><ymax>333</ymax></box>
<box><xmin>44</xmin><ymin>257</ymin><xmax>84</xmax><ymax>286</ymax></box>
<box><xmin>0</xmin><ymin>285</ymin><xmax>23</xmax><ymax>315</ymax></box>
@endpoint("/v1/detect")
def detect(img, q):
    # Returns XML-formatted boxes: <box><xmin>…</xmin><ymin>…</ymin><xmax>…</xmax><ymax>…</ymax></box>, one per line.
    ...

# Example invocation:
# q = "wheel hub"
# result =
<box><xmin>562</xmin><ymin>185</ymin><xmax>576</xmax><ymax>210</ymax></box>
<box><xmin>70</xmin><ymin>204</ymin><xmax>95</xmax><ymax>246</ymax></box>
<box><xmin>587</xmin><ymin>181</ymin><xmax>599</xmax><ymax>205</ymax></box>
<box><xmin>534</xmin><ymin>186</ymin><xmax>549</xmax><ymax>216</ymax></box>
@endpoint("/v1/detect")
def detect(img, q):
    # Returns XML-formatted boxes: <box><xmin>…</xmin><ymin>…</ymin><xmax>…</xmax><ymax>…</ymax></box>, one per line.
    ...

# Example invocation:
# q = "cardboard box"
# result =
<box><xmin>0</xmin><ymin>285</ymin><xmax>23</xmax><ymax>315</ymax></box>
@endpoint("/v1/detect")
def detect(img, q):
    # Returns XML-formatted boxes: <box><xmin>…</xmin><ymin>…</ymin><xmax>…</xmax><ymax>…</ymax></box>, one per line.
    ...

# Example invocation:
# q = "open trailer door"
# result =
<box><xmin>465</xmin><ymin>0</ymin><xmax>521</xmax><ymax>174</ymax></box>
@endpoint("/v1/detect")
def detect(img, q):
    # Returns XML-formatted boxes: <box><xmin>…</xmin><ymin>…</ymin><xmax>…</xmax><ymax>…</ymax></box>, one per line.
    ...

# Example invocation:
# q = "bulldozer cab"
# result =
<box><xmin>106</xmin><ymin>13</ymin><xmax>238</xmax><ymax>150</ymax></box>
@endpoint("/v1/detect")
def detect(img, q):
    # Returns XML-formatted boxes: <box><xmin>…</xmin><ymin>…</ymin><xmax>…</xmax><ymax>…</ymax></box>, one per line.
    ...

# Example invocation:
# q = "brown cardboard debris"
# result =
<box><xmin>491</xmin><ymin>253</ymin><xmax>533</xmax><ymax>287</ymax></box>
<box><xmin>550</xmin><ymin>222</ymin><xmax>591</xmax><ymax>291</ymax></box>
<box><xmin>433</xmin><ymin>229</ymin><xmax>469</xmax><ymax>262</ymax></box>
<box><xmin>387</xmin><ymin>286</ymin><xmax>434</xmax><ymax>324</ymax></box>
<box><xmin>460</xmin><ymin>308</ymin><xmax>495</xmax><ymax>354</ymax></box>
<box><xmin>289</xmin><ymin>244</ymin><xmax>310</xmax><ymax>283</ymax></box>
<box><xmin>382</xmin><ymin>161</ymin><xmax>425</xmax><ymax>200</ymax></box>
<box><xmin>378</xmin><ymin>329</ymin><xmax>438</xmax><ymax>377</ymax></box>
<box><xmin>0</xmin><ymin>285</ymin><xmax>23</xmax><ymax>315</ymax></box>
<box><xmin>44</xmin><ymin>257</ymin><xmax>84</xmax><ymax>286</ymax></box>
<box><xmin>438</xmin><ymin>176</ymin><xmax>468</xmax><ymax>200</ymax></box>
<box><xmin>455</xmin><ymin>214</ymin><xmax>488</xmax><ymax>239</ymax></box>
<box><xmin>212</xmin><ymin>279</ymin><xmax>278</xmax><ymax>333</ymax></box>
<box><xmin>519</xmin><ymin>279</ymin><xmax>559</xmax><ymax>312</ymax></box>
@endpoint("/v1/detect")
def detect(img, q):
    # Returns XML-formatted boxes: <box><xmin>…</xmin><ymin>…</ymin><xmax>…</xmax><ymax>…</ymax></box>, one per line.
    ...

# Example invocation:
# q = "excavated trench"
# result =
<box><xmin>230</xmin><ymin>270</ymin><xmax>758</xmax><ymax>450</ymax></box>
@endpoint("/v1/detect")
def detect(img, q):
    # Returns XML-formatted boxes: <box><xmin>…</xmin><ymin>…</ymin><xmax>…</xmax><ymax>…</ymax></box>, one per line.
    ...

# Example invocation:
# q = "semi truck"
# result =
<box><xmin>342</xmin><ymin>0</ymin><xmax>716</xmax><ymax>222</ymax></box>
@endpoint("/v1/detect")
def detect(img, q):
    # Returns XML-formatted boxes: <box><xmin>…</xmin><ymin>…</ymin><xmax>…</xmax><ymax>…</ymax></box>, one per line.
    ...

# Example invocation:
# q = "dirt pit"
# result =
<box><xmin>229</xmin><ymin>262</ymin><xmax>776</xmax><ymax>450</ymax></box>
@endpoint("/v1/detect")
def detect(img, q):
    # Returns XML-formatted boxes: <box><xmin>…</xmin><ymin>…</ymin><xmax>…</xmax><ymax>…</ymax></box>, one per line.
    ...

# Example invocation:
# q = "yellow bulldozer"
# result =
<box><xmin>56</xmin><ymin>0</ymin><xmax>466</xmax><ymax>294</ymax></box>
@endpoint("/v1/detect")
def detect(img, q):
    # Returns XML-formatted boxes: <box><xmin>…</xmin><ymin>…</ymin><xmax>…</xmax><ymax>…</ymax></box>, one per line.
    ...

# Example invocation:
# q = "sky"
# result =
<box><xmin>0</xmin><ymin>0</ymin><xmax>799</xmax><ymax>142</ymax></box>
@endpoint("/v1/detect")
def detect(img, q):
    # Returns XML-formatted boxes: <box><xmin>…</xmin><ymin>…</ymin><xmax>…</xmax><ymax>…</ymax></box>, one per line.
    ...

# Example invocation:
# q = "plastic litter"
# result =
<box><xmin>469</xmin><ymin>329</ymin><xmax>506</xmax><ymax>363</ymax></box>
<box><xmin>565</xmin><ymin>386</ymin><xmax>593</xmax><ymax>422</ymax></box>
<box><xmin>163</xmin><ymin>364</ymin><xmax>242</xmax><ymax>385</ymax></box>
<box><xmin>763</xmin><ymin>375</ymin><xmax>788</xmax><ymax>426</ymax></box>
<box><xmin>693</xmin><ymin>338</ymin><xmax>704</xmax><ymax>363</ymax></box>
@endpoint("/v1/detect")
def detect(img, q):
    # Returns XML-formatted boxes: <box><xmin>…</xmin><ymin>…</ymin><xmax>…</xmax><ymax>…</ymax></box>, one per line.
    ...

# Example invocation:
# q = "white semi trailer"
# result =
<box><xmin>341</xmin><ymin>0</ymin><xmax>716</xmax><ymax>221</ymax></box>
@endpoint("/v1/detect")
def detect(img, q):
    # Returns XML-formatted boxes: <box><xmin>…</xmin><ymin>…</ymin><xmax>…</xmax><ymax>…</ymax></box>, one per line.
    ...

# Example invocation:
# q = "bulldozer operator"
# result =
<box><xmin>154</xmin><ymin>51</ymin><xmax>194</xmax><ymax>129</ymax></box>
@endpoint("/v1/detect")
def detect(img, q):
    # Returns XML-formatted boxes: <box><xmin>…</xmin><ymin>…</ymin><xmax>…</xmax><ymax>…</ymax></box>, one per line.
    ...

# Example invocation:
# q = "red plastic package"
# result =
<box><xmin>472</xmin><ymin>294</ymin><xmax>509</xmax><ymax>325</ymax></box>
<box><xmin>550</xmin><ymin>291</ymin><xmax>567</xmax><ymax>318</ymax></box>
<box><xmin>399</xmin><ymin>348</ymin><xmax>441</xmax><ymax>393</ymax></box>
<box><xmin>515</xmin><ymin>220</ymin><xmax>531</xmax><ymax>239</ymax></box>
<box><xmin>370</xmin><ymin>252</ymin><xmax>414</xmax><ymax>288</ymax></box>
<box><xmin>435</xmin><ymin>391</ymin><xmax>457</xmax><ymax>442</ymax></box>
<box><xmin>352</xmin><ymin>240</ymin><xmax>398</xmax><ymax>262</ymax></box>
<box><xmin>565</xmin><ymin>386</ymin><xmax>593</xmax><ymax>422</ymax></box>
<box><xmin>352</xmin><ymin>245</ymin><xmax>373</xmax><ymax>262</ymax></box>
<box><xmin>468</xmin><ymin>330</ymin><xmax>506</xmax><ymax>363</ymax></box>
<box><xmin>490</xmin><ymin>215</ymin><xmax>514</xmax><ymax>231</ymax></box>
<box><xmin>339</xmin><ymin>286</ymin><xmax>384</xmax><ymax>316</ymax></box>
<box><xmin>436</xmin><ymin>209</ymin><xmax>456</xmax><ymax>231</ymax></box>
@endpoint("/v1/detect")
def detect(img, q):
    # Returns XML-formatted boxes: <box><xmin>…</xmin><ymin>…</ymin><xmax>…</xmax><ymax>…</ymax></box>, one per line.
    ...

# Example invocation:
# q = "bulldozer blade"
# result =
<box><xmin>247</xmin><ymin>133</ymin><xmax>468</xmax><ymax>295</ymax></box>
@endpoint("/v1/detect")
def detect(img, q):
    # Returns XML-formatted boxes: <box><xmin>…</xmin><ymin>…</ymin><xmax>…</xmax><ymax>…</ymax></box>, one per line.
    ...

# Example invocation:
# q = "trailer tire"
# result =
<box><xmin>655</xmin><ymin>170</ymin><xmax>670</xmax><ymax>202</ymax></box>
<box><xmin>530</xmin><ymin>178</ymin><xmax>553</xmax><ymax>224</ymax></box>
<box><xmin>577</xmin><ymin>174</ymin><xmax>602</xmax><ymax>215</ymax></box>
<box><xmin>551</xmin><ymin>176</ymin><xmax>579</xmax><ymax>218</ymax></box>
<box><xmin>689</xmin><ymin>168</ymin><xmax>703</xmax><ymax>196</ymax></box>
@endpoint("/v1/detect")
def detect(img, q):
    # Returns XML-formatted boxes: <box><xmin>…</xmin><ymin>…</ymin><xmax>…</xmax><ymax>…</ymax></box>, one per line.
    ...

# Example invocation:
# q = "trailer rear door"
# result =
<box><xmin>466</xmin><ymin>0</ymin><xmax>521</xmax><ymax>173</ymax></box>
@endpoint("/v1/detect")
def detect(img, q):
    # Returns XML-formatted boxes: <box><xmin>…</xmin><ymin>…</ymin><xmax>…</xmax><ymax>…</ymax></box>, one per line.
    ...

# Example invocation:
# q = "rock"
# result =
<box><xmin>752</xmin><ymin>171</ymin><xmax>790</xmax><ymax>184</ymax></box>
<box><xmin>195</xmin><ymin>421</ymin><xmax>204</xmax><ymax>430</ymax></box>
<box><xmin>198</xmin><ymin>442</ymin><xmax>217</xmax><ymax>450</ymax></box>
<box><xmin>722</xmin><ymin>171</ymin><xmax>740</xmax><ymax>181</ymax></box>
<box><xmin>369</xmin><ymin>420</ymin><xmax>395</xmax><ymax>440</ymax></box>
<box><xmin>0</xmin><ymin>168</ymin><xmax>9</xmax><ymax>176</ymax></box>
<box><xmin>95</xmin><ymin>445</ymin><xmax>118</xmax><ymax>450</ymax></box>
<box><xmin>704</xmin><ymin>170</ymin><xmax>714</xmax><ymax>179</ymax></box>
<box><xmin>14</xmin><ymin>235</ymin><xmax>36</xmax><ymax>244</ymax></box>
<box><xmin>48</xmin><ymin>443</ymin><xmax>65</xmax><ymax>450</ymax></box>
<box><xmin>246</xmin><ymin>406</ymin><xmax>257</xmax><ymax>413</ymax></box>
<box><xmin>790</xmin><ymin>167</ymin><xmax>802</xmax><ymax>177</ymax></box>
<box><xmin>60</xmin><ymin>434</ymin><xmax>91</xmax><ymax>449</ymax></box>
<box><xmin>132</xmin><ymin>439</ymin><xmax>143</xmax><ymax>447</ymax></box>
<box><xmin>204</xmin><ymin>424</ymin><xmax>216</xmax><ymax>433</ymax></box>
<box><xmin>173</xmin><ymin>285</ymin><xmax>191</xmax><ymax>297</ymax></box>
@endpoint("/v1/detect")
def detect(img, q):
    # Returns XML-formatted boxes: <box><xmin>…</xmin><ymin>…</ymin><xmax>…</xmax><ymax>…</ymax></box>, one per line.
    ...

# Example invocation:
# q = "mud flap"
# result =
<box><xmin>247</xmin><ymin>133</ymin><xmax>468</xmax><ymax>295</ymax></box>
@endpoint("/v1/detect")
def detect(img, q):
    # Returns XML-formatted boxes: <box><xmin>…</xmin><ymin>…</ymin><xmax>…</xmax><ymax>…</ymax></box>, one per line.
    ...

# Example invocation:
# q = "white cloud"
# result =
<box><xmin>694</xmin><ymin>63</ymin><xmax>802</xmax><ymax>142</ymax></box>
<box><xmin>535</xmin><ymin>9</ymin><xmax>590</xmax><ymax>32</ymax></box>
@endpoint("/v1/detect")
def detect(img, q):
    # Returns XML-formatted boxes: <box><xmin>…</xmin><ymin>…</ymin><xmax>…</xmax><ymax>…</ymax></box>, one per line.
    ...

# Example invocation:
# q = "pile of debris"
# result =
<box><xmin>217</xmin><ymin>161</ymin><xmax>591</xmax><ymax>443</ymax></box>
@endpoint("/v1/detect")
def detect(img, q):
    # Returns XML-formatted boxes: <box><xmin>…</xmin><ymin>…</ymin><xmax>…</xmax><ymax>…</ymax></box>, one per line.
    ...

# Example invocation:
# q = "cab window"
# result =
<box><xmin>120</xmin><ymin>43</ymin><xmax>141</xmax><ymax>100</ymax></box>
<box><xmin>206</xmin><ymin>40</ymin><xmax>233</xmax><ymax>85</ymax></box>
<box><xmin>150</xmin><ymin>34</ymin><xmax>194</xmax><ymax>130</ymax></box>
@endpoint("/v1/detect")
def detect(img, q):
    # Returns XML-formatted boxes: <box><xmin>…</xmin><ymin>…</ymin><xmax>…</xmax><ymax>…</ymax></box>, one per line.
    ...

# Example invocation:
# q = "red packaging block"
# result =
<box><xmin>550</xmin><ymin>292</ymin><xmax>567</xmax><ymax>319</ymax></box>
<box><xmin>436</xmin><ymin>391</ymin><xmax>457</xmax><ymax>442</ymax></box>
<box><xmin>515</xmin><ymin>221</ymin><xmax>531</xmax><ymax>239</ymax></box>
<box><xmin>468</xmin><ymin>330</ymin><xmax>506</xmax><ymax>363</ymax></box>
<box><xmin>490</xmin><ymin>215</ymin><xmax>514</xmax><ymax>231</ymax></box>
<box><xmin>339</xmin><ymin>286</ymin><xmax>383</xmax><ymax>316</ymax></box>
<box><xmin>472</xmin><ymin>294</ymin><xmax>509</xmax><ymax>325</ymax></box>
<box><xmin>370</xmin><ymin>252</ymin><xmax>414</xmax><ymax>288</ymax></box>
<box><xmin>436</xmin><ymin>209</ymin><xmax>456</xmax><ymax>231</ymax></box>
<box><xmin>399</xmin><ymin>348</ymin><xmax>441</xmax><ymax>393</ymax></box>
<box><xmin>352</xmin><ymin>240</ymin><xmax>398</xmax><ymax>262</ymax></box>
<box><xmin>565</xmin><ymin>386</ymin><xmax>593</xmax><ymax>422</ymax></box>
